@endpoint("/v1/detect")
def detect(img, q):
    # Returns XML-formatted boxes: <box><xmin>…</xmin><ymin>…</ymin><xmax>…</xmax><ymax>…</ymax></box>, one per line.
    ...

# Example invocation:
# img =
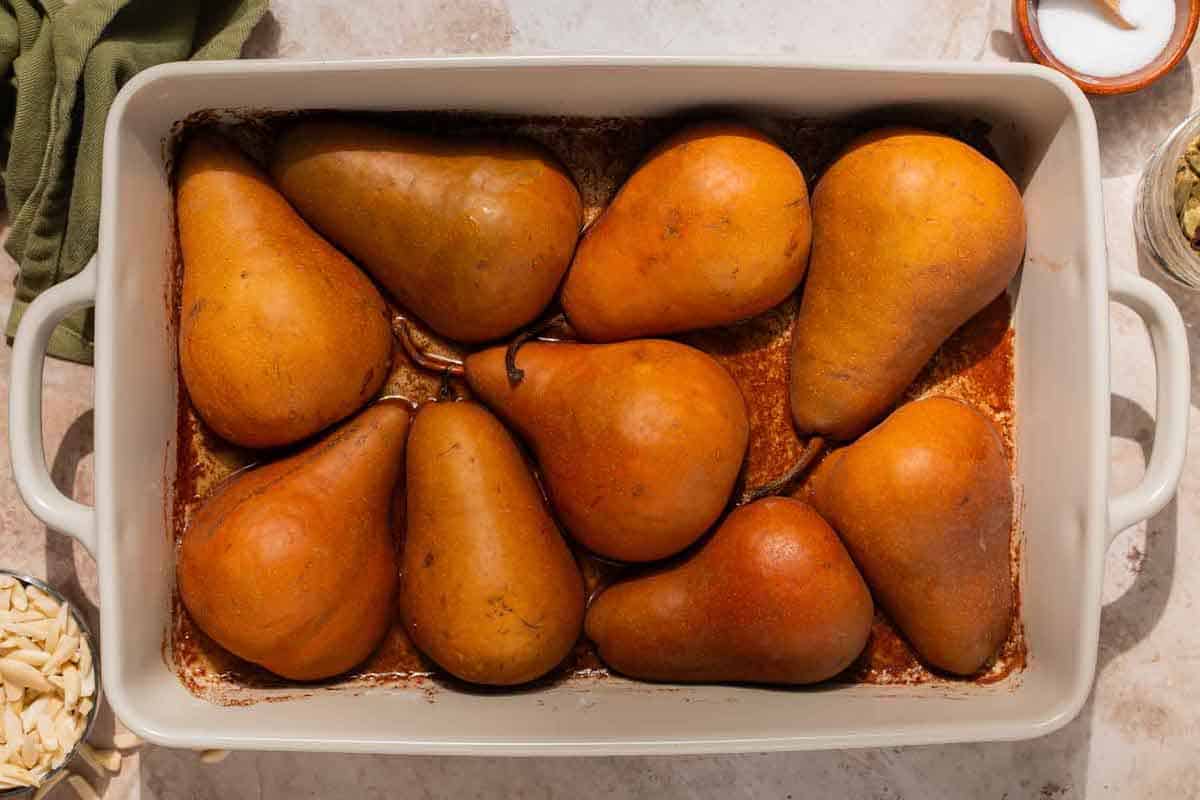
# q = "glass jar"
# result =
<box><xmin>1135</xmin><ymin>110</ymin><xmax>1200</xmax><ymax>289</ymax></box>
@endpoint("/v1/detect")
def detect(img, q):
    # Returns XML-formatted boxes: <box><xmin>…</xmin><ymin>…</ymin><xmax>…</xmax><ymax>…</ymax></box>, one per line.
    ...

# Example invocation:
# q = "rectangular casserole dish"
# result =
<box><xmin>7</xmin><ymin>57</ymin><xmax>1190</xmax><ymax>755</ymax></box>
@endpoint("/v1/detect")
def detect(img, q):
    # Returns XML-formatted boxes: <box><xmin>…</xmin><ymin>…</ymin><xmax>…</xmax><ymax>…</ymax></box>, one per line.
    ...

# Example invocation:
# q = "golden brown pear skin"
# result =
<box><xmin>176</xmin><ymin>133</ymin><xmax>392</xmax><ymax>449</ymax></box>
<box><xmin>401</xmin><ymin>402</ymin><xmax>584</xmax><ymax>686</ymax></box>
<box><xmin>802</xmin><ymin>396</ymin><xmax>1014</xmax><ymax>675</ymax></box>
<box><xmin>271</xmin><ymin>120</ymin><xmax>583</xmax><ymax>343</ymax></box>
<box><xmin>465</xmin><ymin>340</ymin><xmax>749</xmax><ymax>563</ymax></box>
<box><xmin>177</xmin><ymin>401</ymin><xmax>409</xmax><ymax>681</ymax></box>
<box><xmin>789</xmin><ymin>128</ymin><xmax>1026</xmax><ymax>440</ymax></box>
<box><xmin>562</xmin><ymin>121</ymin><xmax>812</xmax><ymax>341</ymax></box>
<box><xmin>585</xmin><ymin>497</ymin><xmax>873</xmax><ymax>684</ymax></box>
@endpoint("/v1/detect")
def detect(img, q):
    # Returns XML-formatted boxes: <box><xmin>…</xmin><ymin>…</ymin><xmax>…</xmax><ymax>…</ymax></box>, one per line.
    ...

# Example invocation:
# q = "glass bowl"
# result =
<box><xmin>1135</xmin><ymin>109</ymin><xmax>1200</xmax><ymax>289</ymax></box>
<box><xmin>0</xmin><ymin>570</ymin><xmax>100</xmax><ymax>798</ymax></box>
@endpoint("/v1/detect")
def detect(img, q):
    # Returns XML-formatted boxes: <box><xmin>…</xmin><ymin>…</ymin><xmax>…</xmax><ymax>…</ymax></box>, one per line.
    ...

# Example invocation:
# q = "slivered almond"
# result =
<box><xmin>0</xmin><ymin>660</ymin><xmax>52</xmax><ymax>693</ymax></box>
<box><xmin>43</xmin><ymin>622</ymin><xmax>59</xmax><ymax>655</ymax></box>
<box><xmin>2</xmin><ymin>637</ymin><xmax>37</xmax><ymax>653</ymax></box>
<box><xmin>67</xmin><ymin>773</ymin><xmax>101</xmax><ymax>800</ymax></box>
<box><xmin>4</xmin><ymin>708</ymin><xmax>21</xmax><ymax>746</ymax></box>
<box><xmin>40</xmin><ymin>635</ymin><xmax>76</xmax><ymax>676</ymax></box>
<box><xmin>78</xmin><ymin>743</ymin><xmax>120</xmax><ymax>774</ymax></box>
<box><xmin>3</xmin><ymin>683</ymin><xmax>21</xmax><ymax>703</ymax></box>
<box><xmin>3</xmin><ymin>621</ymin><xmax>50</xmax><ymax>641</ymax></box>
<box><xmin>20</xmin><ymin>696</ymin><xmax>48</xmax><ymax>733</ymax></box>
<box><xmin>112</xmin><ymin>731</ymin><xmax>142</xmax><ymax>749</ymax></box>
<box><xmin>62</xmin><ymin>667</ymin><xmax>79</xmax><ymax>710</ymax></box>
<box><xmin>35</xmin><ymin>717</ymin><xmax>55</xmax><ymax>752</ymax></box>
<box><xmin>9</xmin><ymin>650</ymin><xmax>50</xmax><ymax>668</ymax></box>
<box><xmin>18</xmin><ymin>735</ymin><xmax>37</xmax><ymax>768</ymax></box>
<box><xmin>199</xmin><ymin>749</ymin><xmax>230</xmax><ymax>764</ymax></box>
<box><xmin>0</xmin><ymin>591</ymin><xmax>9</xmax><ymax>613</ymax></box>
<box><xmin>42</xmin><ymin>698</ymin><xmax>61</xmax><ymax>720</ymax></box>
<box><xmin>10</xmin><ymin>585</ymin><xmax>27</xmax><ymax>612</ymax></box>
<box><xmin>93</xmin><ymin>748</ymin><xmax>120</xmax><ymax>773</ymax></box>
<box><xmin>54</xmin><ymin>715</ymin><xmax>74</xmax><ymax>750</ymax></box>
<box><xmin>77</xmin><ymin>645</ymin><xmax>91</xmax><ymax>679</ymax></box>
<box><xmin>24</xmin><ymin>588</ymin><xmax>58</xmax><ymax>619</ymax></box>
<box><xmin>0</xmin><ymin>762</ymin><xmax>36</xmax><ymax>784</ymax></box>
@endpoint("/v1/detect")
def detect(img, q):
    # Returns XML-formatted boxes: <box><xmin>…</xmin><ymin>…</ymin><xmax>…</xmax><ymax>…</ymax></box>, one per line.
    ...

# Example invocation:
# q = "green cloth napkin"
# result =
<box><xmin>0</xmin><ymin>0</ymin><xmax>267</xmax><ymax>363</ymax></box>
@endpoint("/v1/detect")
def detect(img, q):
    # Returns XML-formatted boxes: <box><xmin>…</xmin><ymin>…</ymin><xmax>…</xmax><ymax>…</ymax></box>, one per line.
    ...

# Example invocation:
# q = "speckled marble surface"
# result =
<box><xmin>1</xmin><ymin>1</ymin><xmax>1198</xmax><ymax>797</ymax></box>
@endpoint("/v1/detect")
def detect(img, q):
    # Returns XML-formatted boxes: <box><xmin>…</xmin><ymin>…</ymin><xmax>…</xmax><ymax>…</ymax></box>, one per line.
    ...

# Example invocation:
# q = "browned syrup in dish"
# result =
<box><xmin>168</xmin><ymin>112</ymin><xmax>1023</xmax><ymax>703</ymax></box>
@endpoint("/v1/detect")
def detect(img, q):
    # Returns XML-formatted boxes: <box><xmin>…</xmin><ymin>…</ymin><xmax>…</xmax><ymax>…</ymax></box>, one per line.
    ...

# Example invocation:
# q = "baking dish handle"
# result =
<box><xmin>1107</xmin><ymin>268</ymin><xmax>1191</xmax><ymax>544</ymax></box>
<box><xmin>8</xmin><ymin>257</ymin><xmax>98</xmax><ymax>556</ymax></box>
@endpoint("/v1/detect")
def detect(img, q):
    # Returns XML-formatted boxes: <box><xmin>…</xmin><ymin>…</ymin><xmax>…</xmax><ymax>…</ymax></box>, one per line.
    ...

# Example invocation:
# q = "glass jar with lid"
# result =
<box><xmin>1136</xmin><ymin>109</ymin><xmax>1200</xmax><ymax>289</ymax></box>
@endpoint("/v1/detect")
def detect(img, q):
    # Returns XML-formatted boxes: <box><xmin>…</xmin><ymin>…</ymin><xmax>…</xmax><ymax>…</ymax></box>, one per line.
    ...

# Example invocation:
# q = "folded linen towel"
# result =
<box><xmin>1</xmin><ymin>0</ymin><xmax>267</xmax><ymax>362</ymax></box>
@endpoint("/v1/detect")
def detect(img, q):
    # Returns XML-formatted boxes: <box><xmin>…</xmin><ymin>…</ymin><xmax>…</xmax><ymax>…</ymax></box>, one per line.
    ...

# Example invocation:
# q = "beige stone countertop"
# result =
<box><xmin>1</xmin><ymin>1</ymin><xmax>1197</xmax><ymax>797</ymax></box>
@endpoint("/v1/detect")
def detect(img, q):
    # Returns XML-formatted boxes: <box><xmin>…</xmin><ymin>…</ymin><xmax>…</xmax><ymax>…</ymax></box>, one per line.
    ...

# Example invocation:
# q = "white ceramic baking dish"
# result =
<box><xmin>7</xmin><ymin>57</ymin><xmax>1190</xmax><ymax>755</ymax></box>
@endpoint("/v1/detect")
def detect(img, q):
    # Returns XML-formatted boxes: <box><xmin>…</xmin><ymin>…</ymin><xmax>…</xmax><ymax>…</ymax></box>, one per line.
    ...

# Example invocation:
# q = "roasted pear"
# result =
<box><xmin>176</xmin><ymin>132</ymin><xmax>392</xmax><ymax>449</ymax></box>
<box><xmin>401</xmin><ymin>401</ymin><xmax>584</xmax><ymax>685</ymax></box>
<box><xmin>272</xmin><ymin>120</ymin><xmax>582</xmax><ymax>343</ymax></box>
<box><xmin>177</xmin><ymin>400</ymin><xmax>409</xmax><ymax>681</ymax></box>
<box><xmin>465</xmin><ymin>340</ymin><xmax>749</xmax><ymax>562</ymax></box>
<box><xmin>586</xmin><ymin>497</ymin><xmax>873</xmax><ymax>684</ymax></box>
<box><xmin>789</xmin><ymin>128</ymin><xmax>1025</xmax><ymax>440</ymax></box>
<box><xmin>562</xmin><ymin>122</ymin><xmax>811</xmax><ymax>341</ymax></box>
<box><xmin>802</xmin><ymin>396</ymin><xmax>1014</xmax><ymax>675</ymax></box>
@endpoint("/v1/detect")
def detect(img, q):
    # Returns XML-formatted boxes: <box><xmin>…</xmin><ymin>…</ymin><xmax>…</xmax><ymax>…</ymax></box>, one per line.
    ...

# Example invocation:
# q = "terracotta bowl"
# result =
<box><xmin>1015</xmin><ymin>0</ymin><xmax>1200</xmax><ymax>95</ymax></box>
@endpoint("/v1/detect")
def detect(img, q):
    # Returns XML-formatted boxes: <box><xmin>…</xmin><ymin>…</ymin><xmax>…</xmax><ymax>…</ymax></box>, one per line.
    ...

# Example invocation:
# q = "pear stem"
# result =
<box><xmin>738</xmin><ymin>436</ymin><xmax>826</xmax><ymax>504</ymax></box>
<box><xmin>392</xmin><ymin>314</ymin><xmax>465</xmax><ymax>377</ymax></box>
<box><xmin>505</xmin><ymin>313</ymin><xmax>568</xmax><ymax>385</ymax></box>
<box><xmin>437</xmin><ymin>370</ymin><xmax>465</xmax><ymax>402</ymax></box>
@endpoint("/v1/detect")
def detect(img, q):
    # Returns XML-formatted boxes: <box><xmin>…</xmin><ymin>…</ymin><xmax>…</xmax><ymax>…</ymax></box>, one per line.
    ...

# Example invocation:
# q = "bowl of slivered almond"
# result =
<box><xmin>0</xmin><ymin>571</ymin><xmax>98</xmax><ymax>797</ymax></box>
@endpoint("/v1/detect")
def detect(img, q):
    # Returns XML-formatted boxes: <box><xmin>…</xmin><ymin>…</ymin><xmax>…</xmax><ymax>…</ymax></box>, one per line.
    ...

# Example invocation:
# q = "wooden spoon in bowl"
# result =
<box><xmin>1095</xmin><ymin>0</ymin><xmax>1136</xmax><ymax>29</ymax></box>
